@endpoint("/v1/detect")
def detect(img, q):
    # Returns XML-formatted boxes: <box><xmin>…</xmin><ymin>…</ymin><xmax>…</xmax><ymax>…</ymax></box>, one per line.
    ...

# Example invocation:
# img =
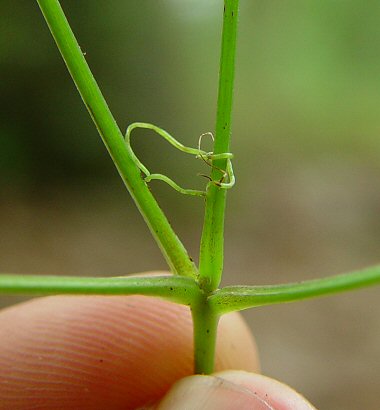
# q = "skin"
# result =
<box><xmin>0</xmin><ymin>274</ymin><xmax>316</xmax><ymax>410</ymax></box>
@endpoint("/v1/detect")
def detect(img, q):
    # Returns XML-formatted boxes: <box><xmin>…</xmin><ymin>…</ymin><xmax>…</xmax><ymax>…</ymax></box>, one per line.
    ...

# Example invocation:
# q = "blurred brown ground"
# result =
<box><xmin>1</xmin><ymin>1</ymin><xmax>380</xmax><ymax>408</ymax></box>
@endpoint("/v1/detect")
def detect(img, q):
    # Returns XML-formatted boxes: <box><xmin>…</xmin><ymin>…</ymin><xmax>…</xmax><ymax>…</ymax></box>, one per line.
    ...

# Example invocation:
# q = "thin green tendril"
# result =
<box><xmin>145</xmin><ymin>174</ymin><xmax>206</xmax><ymax>197</ymax></box>
<box><xmin>125</xmin><ymin>122</ymin><xmax>235</xmax><ymax>196</ymax></box>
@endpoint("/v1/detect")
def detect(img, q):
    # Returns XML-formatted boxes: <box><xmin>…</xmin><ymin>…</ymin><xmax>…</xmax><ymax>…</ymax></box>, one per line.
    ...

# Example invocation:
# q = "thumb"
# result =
<box><xmin>152</xmin><ymin>370</ymin><xmax>316</xmax><ymax>410</ymax></box>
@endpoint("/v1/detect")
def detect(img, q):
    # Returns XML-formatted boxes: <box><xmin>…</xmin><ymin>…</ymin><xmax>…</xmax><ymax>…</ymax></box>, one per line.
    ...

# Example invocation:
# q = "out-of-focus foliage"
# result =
<box><xmin>2</xmin><ymin>1</ymin><xmax>380</xmax><ymax>188</ymax></box>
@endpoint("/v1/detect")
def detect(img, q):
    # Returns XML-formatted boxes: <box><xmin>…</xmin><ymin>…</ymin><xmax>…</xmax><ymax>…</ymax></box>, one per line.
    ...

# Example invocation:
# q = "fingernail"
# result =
<box><xmin>155</xmin><ymin>375</ymin><xmax>273</xmax><ymax>410</ymax></box>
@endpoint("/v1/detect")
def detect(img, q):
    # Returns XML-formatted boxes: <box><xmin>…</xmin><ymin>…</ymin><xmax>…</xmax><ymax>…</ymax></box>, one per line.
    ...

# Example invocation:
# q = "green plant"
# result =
<box><xmin>2</xmin><ymin>0</ymin><xmax>380</xmax><ymax>381</ymax></box>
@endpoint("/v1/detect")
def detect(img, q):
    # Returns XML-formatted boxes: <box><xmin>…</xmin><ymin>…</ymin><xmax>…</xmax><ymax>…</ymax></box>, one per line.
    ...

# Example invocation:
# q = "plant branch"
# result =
<box><xmin>191</xmin><ymin>301</ymin><xmax>219</xmax><ymax>374</ymax></box>
<box><xmin>199</xmin><ymin>0</ymin><xmax>240</xmax><ymax>292</ymax></box>
<box><xmin>36</xmin><ymin>0</ymin><xmax>197</xmax><ymax>278</ymax></box>
<box><xmin>0</xmin><ymin>274</ymin><xmax>200</xmax><ymax>306</ymax></box>
<box><xmin>209</xmin><ymin>265</ymin><xmax>380</xmax><ymax>315</ymax></box>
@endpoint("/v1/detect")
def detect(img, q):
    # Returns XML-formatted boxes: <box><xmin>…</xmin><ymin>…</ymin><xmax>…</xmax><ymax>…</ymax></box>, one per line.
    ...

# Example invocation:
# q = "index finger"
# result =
<box><xmin>0</xmin><ymin>290</ymin><xmax>259</xmax><ymax>409</ymax></box>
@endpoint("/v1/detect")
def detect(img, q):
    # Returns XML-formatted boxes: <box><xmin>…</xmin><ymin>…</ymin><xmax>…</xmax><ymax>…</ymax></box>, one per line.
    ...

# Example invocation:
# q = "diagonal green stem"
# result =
<box><xmin>36</xmin><ymin>0</ymin><xmax>197</xmax><ymax>278</ymax></box>
<box><xmin>0</xmin><ymin>274</ymin><xmax>200</xmax><ymax>306</ymax></box>
<box><xmin>209</xmin><ymin>265</ymin><xmax>380</xmax><ymax>315</ymax></box>
<box><xmin>199</xmin><ymin>0</ymin><xmax>240</xmax><ymax>292</ymax></box>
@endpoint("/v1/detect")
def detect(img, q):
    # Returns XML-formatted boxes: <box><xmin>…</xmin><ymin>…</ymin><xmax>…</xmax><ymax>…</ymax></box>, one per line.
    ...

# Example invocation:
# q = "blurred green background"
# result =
<box><xmin>1</xmin><ymin>1</ymin><xmax>380</xmax><ymax>408</ymax></box>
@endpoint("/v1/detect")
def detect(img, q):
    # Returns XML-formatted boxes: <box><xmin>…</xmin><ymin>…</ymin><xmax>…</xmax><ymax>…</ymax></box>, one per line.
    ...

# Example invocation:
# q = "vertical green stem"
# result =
<box><xmin>36</xmin><ymin>0</ymin><xmax>197</xmax><ymax>278</ymax></box>
<box><xmin>199</xmin><ymin>0</ymin><xmax>240</xmax><ymax>292</ymax></box>
<box><xmin>192</xmin><ymin>300</ymin><xmax>220</xmax><ymax>374</ymax></box>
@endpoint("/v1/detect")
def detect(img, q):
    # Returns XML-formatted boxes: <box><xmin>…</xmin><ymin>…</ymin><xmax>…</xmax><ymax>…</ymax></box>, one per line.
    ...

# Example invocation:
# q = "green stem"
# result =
<box><xmin>36</xmin><ymin>0</ymin><xmax>197</xmax><ymax>278</ymax></box>
<box><xmin>191</xmin><ymin>299</ymin><xmax>220</xmax><ymax>374</ymax></box>
<box><xmin>0</xmin><ymin>274</ymin><xmax>200</xmax><ymax>306</ymax></box>
<box><xmin>209</xmin><ymin>265</ymin><xmax>380</xmax><ymax>315</ymax></box>
<box><xmin>199</xmin><ymin>0</ymin><xmax>240</xmax><ymax>292</ymax></box>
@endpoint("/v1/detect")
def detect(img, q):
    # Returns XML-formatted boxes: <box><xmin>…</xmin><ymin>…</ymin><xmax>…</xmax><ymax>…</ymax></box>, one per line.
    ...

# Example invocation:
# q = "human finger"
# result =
<box><xmin>0</xmin><ymin>281</ymin><xmax>259</xmax><ymax>409</ymax></box>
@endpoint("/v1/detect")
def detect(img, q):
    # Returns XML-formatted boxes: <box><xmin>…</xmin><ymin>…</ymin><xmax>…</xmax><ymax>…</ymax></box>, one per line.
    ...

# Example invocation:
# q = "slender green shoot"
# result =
<box><xmin>189</xmin><ymin>0</ymin><xmax>241</xmax><ymax>374</ymax></box>
<box><xmin>209</xmin><ymin>265</ymin><xmax>380</xmax><ymax>314</ymax></box>
<box><xmin>199</xmin><ymin>0</ymin><xmax>240</xmax><ymax>293</ymax></box>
